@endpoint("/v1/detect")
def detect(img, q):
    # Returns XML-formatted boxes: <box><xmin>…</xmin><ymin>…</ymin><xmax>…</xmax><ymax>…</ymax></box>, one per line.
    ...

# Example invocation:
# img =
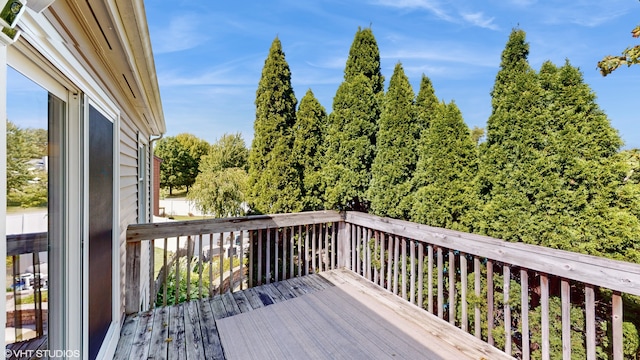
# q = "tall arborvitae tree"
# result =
<box><xmin>369</xmin><ymin>63</ymin><xmax>418</xmax><ymax>219</ymax></box>
<box><xmin>477</xmin><ymin>29</ymin><xmax>547</xmax><ymax>242</ymax></box>
<box><xmin>323</xmin><ymin>27</ymin><xmax>383</xmax><ymax>211</ymax></box>
<box><xmin>344</xmin><ymin>27</ymin><xmax>385</xmax><ymax>95</ymax></box>
<box><xmin>414</xmin><ymin>74</ymin><xmax>439</xmax><ymax>129</ymax></box>
<box><xmin>323</xmin><ymin>74</ymin><xmax>378</xmax><ymax>210</ymax></box>
<box><xmin>248</xmin><ymin>37</ymin><xmax>302</xmax><ymax>214</ymax></box>
<box><xmin>534</xmin><ymin>60</ymin><xmax>640</xmax><ymax>261</ymax></box>
<box><xmin>293</xmin><ymin>89</ymin><xmax>327</xmax><ymax>211</ymax></box>
<box><xmin>411</xmin><ymin>101</ymin><xmax>478</xmax><ymax>231</ymax></box>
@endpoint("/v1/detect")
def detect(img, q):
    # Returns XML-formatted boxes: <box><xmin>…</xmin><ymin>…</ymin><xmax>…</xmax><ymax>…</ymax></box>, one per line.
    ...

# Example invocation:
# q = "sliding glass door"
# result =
<box><xmin>5</xmin><ymin>66</ymin><xmax>63</xmax><ymax>350</ymax></box>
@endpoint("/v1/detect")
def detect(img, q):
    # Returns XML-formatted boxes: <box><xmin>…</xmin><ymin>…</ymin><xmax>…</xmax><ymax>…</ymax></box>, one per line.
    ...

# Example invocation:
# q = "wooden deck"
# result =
<box><xmin>114</xmin><ymin>269</ymin><xmax>513</xmax><ymax>359</ymax></box>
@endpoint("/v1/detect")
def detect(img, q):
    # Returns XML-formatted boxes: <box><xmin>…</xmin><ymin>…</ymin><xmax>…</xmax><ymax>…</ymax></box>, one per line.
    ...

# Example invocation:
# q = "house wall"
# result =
<box><xmin>119</xmin><ymin>116</ymin><xmax>153</xmax><ymax>314</ymax></box>
<box><xmin>0</xmin><ymin>1</ymin><xmax>164</xmax><ymax>358</ymax></box>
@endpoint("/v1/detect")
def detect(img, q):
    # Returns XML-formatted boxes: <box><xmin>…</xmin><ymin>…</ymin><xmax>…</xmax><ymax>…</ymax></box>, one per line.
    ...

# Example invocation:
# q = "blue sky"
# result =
<box><xmin>145</xmin><ymin>0</ymin><xmax>640</xmax><ymax>149</ymax></box>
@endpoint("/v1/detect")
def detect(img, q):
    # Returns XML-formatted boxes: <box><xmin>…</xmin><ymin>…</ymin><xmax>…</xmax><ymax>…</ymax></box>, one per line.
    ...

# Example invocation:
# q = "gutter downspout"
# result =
<box><xmin>149</xmin><ymin>133</ymin><xmax>163</xmax><ymax>224</ymax></box>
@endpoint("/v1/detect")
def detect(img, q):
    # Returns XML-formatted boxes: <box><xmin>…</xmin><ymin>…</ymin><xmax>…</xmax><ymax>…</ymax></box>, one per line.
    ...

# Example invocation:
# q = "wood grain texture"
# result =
<box><xmin>345</xmin><ymin>212</ymin><xmax>640</xmax><ymax>296</ymax></box>
<box><xmin>116</xmin><ymin>270</ymin><xmax>514</xmax><ymax>359</ymax></box>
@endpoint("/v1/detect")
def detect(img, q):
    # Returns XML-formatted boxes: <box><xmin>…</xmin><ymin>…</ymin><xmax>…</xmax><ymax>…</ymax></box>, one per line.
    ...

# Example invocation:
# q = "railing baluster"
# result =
<box><xmin>437</xmin><ymin>246</ymin><xmax>443</xmax><ymax>319</ymax></box>
<box><xmin>393</xmin><ymin>236</ymin><xmax>399</xmax><ymax>295</ymax></box>
<box><xmin>290</xmin><ymin>226</ymin><xmax>295</xmax><ymax>277</ymax></box>
<box><xmin>197</xmin><ymin>234</ymin><xmax>202</xmax><ymax>299</ymax></box>
<box><xmin>374</xmin><ymin>231</ymin><xmax>379</xmax><ymax>284</ymax></box>
<box><xmin>487</xmin><ymin>259</ymin><xmax>494</xmax><ymax>345</ymax></box>
<box><xmin>331</xmin><ymin>223</ymin><xmax>337</xmax><ymax>270</ymax></box>
<box><xmin>521</xmin><ymin>269</ymin><xmax>530</xmax><ymax>360</ymax></box>
<box><xmin>298</xmin><ymin>225</ymin><xmax>303</xmax><ymax>276</ymax></box>
<box><xmin>175</xmin><ymin>236</ymin><xmax>180</xmax><ymax>306</ymax></box>
<box><xmin>282</xmin><ymin>227</ymin><xmax>287</xmax><ymax>280</ymax></box>
<box><xmin>474</xmin><ymin>256</ymin><xmax>481</xmax><ymax>338</ymax></box>
<box><xmin>356</xmin><ymin>225</ymin><xmax>362</xmax><ymax>275</ymax></box>
<box><xmin>612</xmin><ymin>291</ymin><xmax>623</xmax><ymax>360</ymax></box>
<box><xmin>561</xmin><ymin>278</ymin><xmax>570</xmax><ymax>360</ymax></box>
<box><xmin>266</xmin><ymin>229</ymin><xmax>271</xmax><ymax>284</ymax></box>
<box><xmin>461</xmin><ymin>253</ymin><xmax>467</xmax><ymax>332</ymax></box>
<box><xmin>313</xmin><ymin>224</ymin><xmax>318</xmax><ymax>273</ymax></box>
<box><xmin>367</xmin><ymin>228</ymin><xmax>373</xmax><ymax>281</ymax></box>
<box><xmin>585</xmin><ymin>284</ymin><xmax>596</xmax><ymax>360</ymax></box>
<box><xmin>428</xmin><ymin>244</ymin><xmax>434</xmax><ymax>314</ymax></box>
<box><xmin>449</xmin><ymin>249</ymin><xmax>455</xmax><ymax>325</ymax></box>
<box><xmin>325</xmin><ymin>223</ymin><xmax>329</xmax><ymax>272</ymax></box>
<box><xmin>230</xmin><ymin>231</ymin><xmax>235</xmax><ymax>291</ymax></box>
<box><xmin>350</xmin><ymin>224</ymin><xmax>355</xmax><ymax>271</ymax></box>
<box><xmin>208</xmin><ymin>233</ymin><xmax>214</xmax><ymax>295</ymax></box>
<box><xmin>305</xmin><ymin>224</ymin><xmax>310</xmax><ymax>275</ymax></box>
<box><xmin>150</xmin><ymin>238</ymin><xmax>155</xmax><ymax>309</ymax></box>
<box><xmin>401</xmin><ymin>237</ymin><xmax>407</xmax><ymax>300</ymax></box>
<box><xmin>418</xmin><ymin>242</ymin><xmax>424</xmax><ymax>309</ymax></box>
<box><xmin>540</xmin><ymin>273</ymin><xmax>549</xmax><ymax>360</ymax></box>
<box><xmin>387</xmin><ymin>234</ymin><xmax>393</xmax><ymax>292</ymax></box>
<box><xmin>186</xmin><ymin>235</ymin><xmax>192</xmax><ymax>301</ymax></box>
<box><xmin>219</xmin><ymin>233</ymin><xmax>224</xmax><ymax>294</ymax></box>
<box><xmin>240</xmin><ymin>230</ymin><xmax>245</xmax><ymax>290</ymax></box>
<box><xmin>274</xmin><ymin>229</ymin><xmax>279</xmax><ymax>283</ymax></box>
<box><xmin>249</xmin><ymin>231</ymin><xmax>254</xmax><ymax>288</ymax></box>
<box><xmin>163</xmin><ymin>237</ymin><xmax>168</xmax><ymax>307</ymax></box>
<box><xmin>410</xmin><ymin>239</ymin><xmax>416</xmax><ymax>305</ymax></box>
<box><xmin>504</xmin><ymin>264</ymin><xmax>511</xmax><ymax>355</ymax></box>
<box><xmin>374</xmin><ymin>230</ymin><xmax>384</xmax><ymax>287</ymax></box>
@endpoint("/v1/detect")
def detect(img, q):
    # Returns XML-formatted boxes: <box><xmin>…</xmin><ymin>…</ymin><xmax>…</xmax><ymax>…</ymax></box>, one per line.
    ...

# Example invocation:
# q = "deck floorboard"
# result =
<box><xmin>114</xmin><ymin>269</ymin><xmax>514</xmax><ymax>359</ymax></box>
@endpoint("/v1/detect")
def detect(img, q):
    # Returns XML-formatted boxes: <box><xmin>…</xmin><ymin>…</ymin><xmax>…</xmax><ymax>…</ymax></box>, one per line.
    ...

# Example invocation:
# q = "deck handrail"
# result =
<box><xmin>126</xmin><ymin>210</ymin><xmax>342</xmax><ymax>242</ymax></box>
<box><xmin>345</xmin><ymin>212</ymin><xmax>640</xmax><ymax>296</ymax></box>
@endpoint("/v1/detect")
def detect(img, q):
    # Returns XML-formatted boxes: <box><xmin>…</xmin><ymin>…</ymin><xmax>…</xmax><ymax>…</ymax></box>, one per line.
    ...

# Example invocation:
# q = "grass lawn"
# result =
<box><xmin>165</xmin><ymin>214</ymin><xmax>216</xmax><ymax>221</ymax></box>
<box><xmin>154</xmin><ymin>246</ymin><xmax>173</xmax><ymax>279</ymax></box>
<box><xmin>6</xmin><ymin>206</ymin><xmax>47</xmax><ymax>214</ymax></box>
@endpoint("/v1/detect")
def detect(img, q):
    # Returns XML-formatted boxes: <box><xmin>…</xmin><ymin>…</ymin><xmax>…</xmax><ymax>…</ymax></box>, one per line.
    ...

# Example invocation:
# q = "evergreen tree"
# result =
<box><xmin>412</xmin><ymin>101</ymin><xmax>478</xmax><ymax>231</ymax></box>
<box><xmin>322</xmin><ymin>27</ymin><xmax>384</xmax><ymax>211</ymax></box>
<box><xmin>293</xmin><ymin>89</ymin><xmax>327</xmax><ymax>211</ymax></box>
<box><xmin>477</xmin><ymin>29</ymin><xmax>547</xmax><ymax>242</ymax></box>
<box><xmin>414</xmin><ymin>74</ymin><xmax>439</xmax><ymax>130</ymax></box>
<box><xmin>248</xmin><ymin>37</ymin><xmax>302</xmax><ymax>214</ymax></box>
<box><xmin>533</xmin><ymin>60</ymin><xmax>640</xmax><ymax>261</ymax></box>
<box><xmin>344</xmin><ymin>27</ymin><xmax>385</xmax><ymax>95</ymax></box>
<box><xmin>369</xmin><ymin>62</ymin><xmax>418</xmax><ymax>219</ymax></box>
<box><xmin>323</xmin><ymin>74</ymin><xmax>378</xmax><ymax>211</ymax></box>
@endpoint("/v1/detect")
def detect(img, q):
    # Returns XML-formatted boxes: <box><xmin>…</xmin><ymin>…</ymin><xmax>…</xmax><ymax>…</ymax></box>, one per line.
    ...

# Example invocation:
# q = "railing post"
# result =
<box><xmin>337</xmin><ymin>212</ymin><xmax>350</xmax><ymax>268</ymax></box>
<box><xmin>126</xmin><ymin>240</ymin><xmax>141</xmax><ymax>314</ymax></box>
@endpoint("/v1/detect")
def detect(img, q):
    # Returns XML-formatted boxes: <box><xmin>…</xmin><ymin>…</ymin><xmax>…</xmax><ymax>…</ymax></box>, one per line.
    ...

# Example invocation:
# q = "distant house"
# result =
<box><xmin>1</xmin><ymin>1</ymin><xmax>165</xmax><ymax>359</ymax></box>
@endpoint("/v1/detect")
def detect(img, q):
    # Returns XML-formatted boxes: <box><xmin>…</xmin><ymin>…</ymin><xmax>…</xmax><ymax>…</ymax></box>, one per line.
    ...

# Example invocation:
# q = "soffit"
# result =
<box><xmin>44</xmin><ymin>0</ymin><xmax>165</xmax><ymax>135</ymax></box>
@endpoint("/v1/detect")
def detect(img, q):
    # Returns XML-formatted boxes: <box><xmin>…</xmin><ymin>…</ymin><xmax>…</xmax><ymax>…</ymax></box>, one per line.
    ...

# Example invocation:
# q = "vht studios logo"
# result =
<box><xmin>6</xmin><ymin>349</ymin><xmax>81</xmax><ymax>358</ymax></box>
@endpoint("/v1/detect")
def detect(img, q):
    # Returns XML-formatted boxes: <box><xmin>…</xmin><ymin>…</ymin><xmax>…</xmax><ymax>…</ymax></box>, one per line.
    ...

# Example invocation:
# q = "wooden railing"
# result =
<box><xmin>125</xmin><ymin>211</ymin><xmax>640</xmax><ymax>360</ymax></box>
<box><xmin>343</xmin><ymin>212</ymin><xmax>640</xmax><ymax>360</ymax></box>
<box><xmin>125</xmin><ymin>211</ymin><xmax>343</xmax><ymax>313</ymax></box>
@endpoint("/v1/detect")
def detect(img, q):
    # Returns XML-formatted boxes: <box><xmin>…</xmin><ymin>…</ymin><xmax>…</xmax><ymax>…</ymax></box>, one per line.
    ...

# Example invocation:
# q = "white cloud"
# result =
<box><xmin>461</xmin><ymin>12</ymin><xmax>499</xmax><ymax>31</ymax></box>
<box><xmin>151</xmin><ymin>14</ymin><xmax>209</xmax><ymax>54</ymax></box>
<box><xmin>373</xmin><ymin>0</ymin><xmax>500</xmax><ymax>30</ymax></box>
<box><xmin>383</xmin><ymin>46</ymin><xmax>499</xmax><ymax>68</ymax></box>
<box><xmin>372</xmin><ymin>0</ymin><xmax>453</xmax><ymax>22</ymax></box>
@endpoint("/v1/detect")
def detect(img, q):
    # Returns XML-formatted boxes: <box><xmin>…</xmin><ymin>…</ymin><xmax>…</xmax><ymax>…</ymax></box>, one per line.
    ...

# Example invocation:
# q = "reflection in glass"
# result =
<box><xmin>5</xmin><ymin>66</ymin><xmax>51</xmax><ymax>349</ymax></box>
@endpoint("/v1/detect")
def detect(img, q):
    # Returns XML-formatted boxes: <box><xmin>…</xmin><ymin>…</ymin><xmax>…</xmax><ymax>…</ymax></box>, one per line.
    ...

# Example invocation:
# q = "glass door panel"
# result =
<box><xmin>5</xmin><ymin>66</ymin><xmax>62</xmax><ymax>350</ymax></box>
